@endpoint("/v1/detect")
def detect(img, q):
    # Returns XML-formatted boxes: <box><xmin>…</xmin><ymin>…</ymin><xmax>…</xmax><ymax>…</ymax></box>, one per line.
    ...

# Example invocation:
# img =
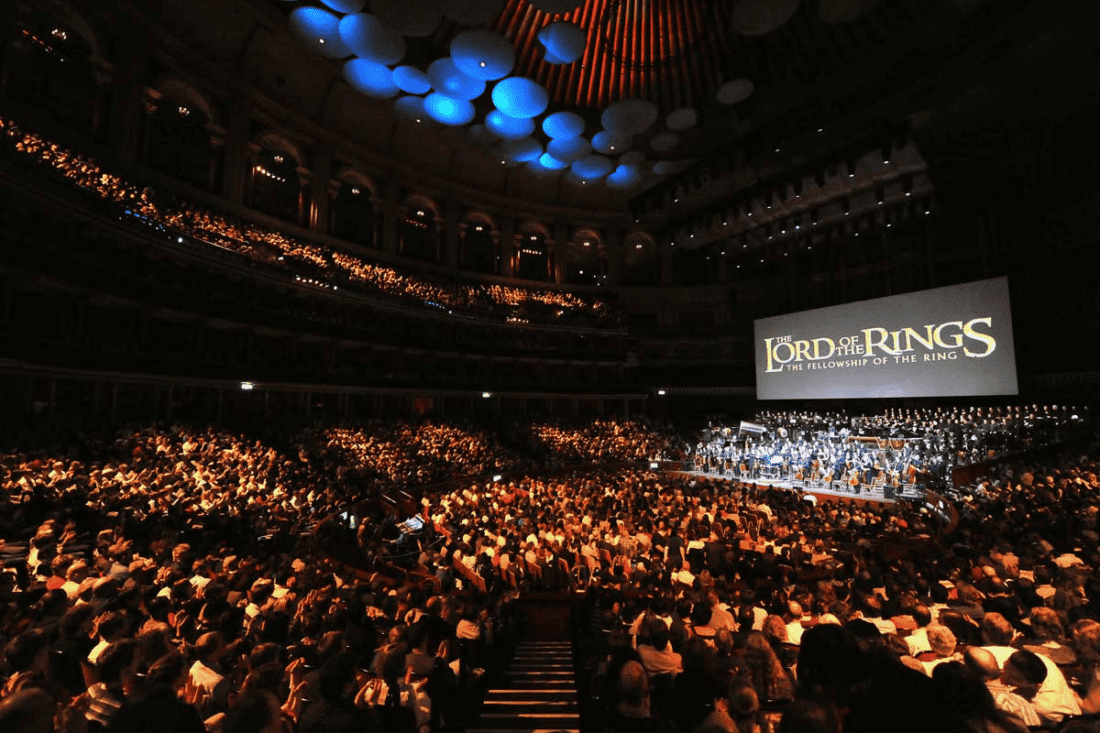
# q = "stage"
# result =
<box><xmin>662</xmin><ymin>464</ymin><xmax>928</xmax><ymax>505</ymax></box>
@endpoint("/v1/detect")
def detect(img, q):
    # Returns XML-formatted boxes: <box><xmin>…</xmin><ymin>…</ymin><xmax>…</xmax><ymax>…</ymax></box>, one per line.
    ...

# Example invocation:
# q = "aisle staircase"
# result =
<box><xmin>468</xmin><ymin>640</ymin><xmax>581</xmax><ymax>733</ymax></box>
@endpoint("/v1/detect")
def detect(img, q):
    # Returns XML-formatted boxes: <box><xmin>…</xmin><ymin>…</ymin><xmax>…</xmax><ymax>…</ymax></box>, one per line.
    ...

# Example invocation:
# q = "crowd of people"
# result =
<box><xmin>1</xmin><ymin>411</ymin><xmax>1099</xmax><ymax>733</ymax></box>
<box><xmin>0</xmin><ymin>116</ymin><xmax>614</xmax><ymax>326</ymax></box>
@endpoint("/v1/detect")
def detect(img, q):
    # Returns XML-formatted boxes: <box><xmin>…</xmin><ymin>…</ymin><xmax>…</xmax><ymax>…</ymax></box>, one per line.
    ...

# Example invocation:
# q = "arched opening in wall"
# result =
<box><xmin>250</xmin><ymin>138</ymin><xmax>303</xmax><ymax>225</ymax></box>
<box><xmin>399</xmin><ymin>200</ymin><xmax>439</xmax><ymax>262</ymax></box>
<box><xmin>144</xmin><ymin>82</ymin><xmax>216</xmax><ymax>190</ymax></box>
<box><xmin>462</xmin><ymin>214</ymin><xmax>498</xmax><ymax>274</ymax></box>
<box><xmin>675</xmin><ymin>243</ymin><xmax>719</xmax><ymax>286</ymax></box>
<box><xmin>624</xmin><ymin>232</ymin><xmax>659</xmax><ymax>286</ymax></box>
<box><xmin>331</xmin><ymin>172</ymin><xmax>377</xmax><ymax>248</ymax></box>
<box><xmin>4</xmin><ymin>11</ymin><xmax>98</xmax><ymax>137</ymax></box>
<box><xmin>517</xmin><ymin>231</ymin><xmax>550</xmax><ymax>282</ymax></box>
<box><xmin>565</xmin><ymin>229</ymin><xmax>604</xmax><ymax>286</ymax></box>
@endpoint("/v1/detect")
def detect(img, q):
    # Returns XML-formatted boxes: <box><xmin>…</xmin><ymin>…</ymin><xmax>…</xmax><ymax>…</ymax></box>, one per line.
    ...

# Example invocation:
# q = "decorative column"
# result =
<box><xmin>221</xmin><ymin>97</ymin><xmax>253</xmax><ymax>204</ymax></box>
<box><xmin>499</xmin><ymin>217</ymin><xmax>516</xmax><ymax>277</ymax></box>
<box><xmin>553</xmin><ymin>219</ymin><xmax>568</xmax><ymax>284</ymax></box>
<box><xmin>444</xmin><ymin>198</ymin><xmax>460</xmax><ymax>268</ymax></box>
<box><xmin>381</xmin><ymin>180</ymin><xmax>400</xmax><ymax>254</ymax></box>
<box><xmin>308</xmin><ymin>142</ymin><xmax>334</xmax><ymax>234</ymax></box>
<box><xmin>659</xmin><ymin>241</ymin><xmax>674</xmax><ymax>285</ymax></box>
<box><xmin>606</xmin><ymin>227</ymin><xmax>623</xmax><ymax>286</ymax></box>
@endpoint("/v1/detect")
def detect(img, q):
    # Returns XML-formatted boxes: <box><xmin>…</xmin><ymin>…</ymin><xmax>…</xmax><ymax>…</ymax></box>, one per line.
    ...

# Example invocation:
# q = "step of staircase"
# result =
<box><xmin>468</xmin><ymin>640</ymin><xmax>580</xmax><ymax>733</ymax></box>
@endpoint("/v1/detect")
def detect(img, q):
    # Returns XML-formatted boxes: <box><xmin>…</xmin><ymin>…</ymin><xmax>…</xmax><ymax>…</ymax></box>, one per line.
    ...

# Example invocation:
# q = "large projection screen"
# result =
<box><xmin>754</xmin><ymin>277</ymin><xmax>1018</xmax><ymax>400</ymax></box>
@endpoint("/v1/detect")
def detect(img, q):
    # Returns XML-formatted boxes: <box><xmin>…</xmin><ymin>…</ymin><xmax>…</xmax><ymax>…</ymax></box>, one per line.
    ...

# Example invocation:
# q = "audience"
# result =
<box><xmin>2</xmin><ymin>411</ymin><xmax>1100</xmax><ymax>732</ymax></box>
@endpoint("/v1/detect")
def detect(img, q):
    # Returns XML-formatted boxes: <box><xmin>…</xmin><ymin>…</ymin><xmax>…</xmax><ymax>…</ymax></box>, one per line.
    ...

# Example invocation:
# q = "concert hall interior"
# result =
<box><xmin>1</xmin><ymin>1</ymin><xmax>1099</xmax><ymax>732</ymax></box>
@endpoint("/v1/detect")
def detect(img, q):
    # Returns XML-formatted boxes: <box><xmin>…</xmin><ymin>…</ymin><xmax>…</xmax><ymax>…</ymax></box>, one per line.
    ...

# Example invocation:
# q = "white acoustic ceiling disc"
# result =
<box><xmin>715</xmin><ymin>78</ymin><xmax>754</xmax><ymax>105</ymax></box>
<box><xmin>649</xmin><ymin>132</ymin><xmax>680</xmax><ymax>153</ymax></box>
<box><xmin>665</xmin><ymin>108</ymin><xmax>699</xmax><ymax>131</ymax></box>
<box><xmin>601</xmin><ymin>99</ymin><xmax>659</xmax><ymax>136</ymax></box>
<box><xmin>731</xmin><ymin>0</ymin><xmax>800</xmax><ymax>36</ymax></box>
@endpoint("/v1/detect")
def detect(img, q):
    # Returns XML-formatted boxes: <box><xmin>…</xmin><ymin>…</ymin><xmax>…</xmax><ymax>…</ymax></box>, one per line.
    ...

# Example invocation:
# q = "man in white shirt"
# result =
<box><xmin>980</xmin><ymin>613</ymin><xmax>1081</xmax><ymax>722</ymax></box>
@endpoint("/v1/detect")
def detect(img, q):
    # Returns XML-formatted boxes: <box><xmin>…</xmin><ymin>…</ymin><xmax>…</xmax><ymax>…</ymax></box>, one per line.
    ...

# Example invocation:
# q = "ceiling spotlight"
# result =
<box><xmin>882</xmin><ymin>145</ymin><xmax>892</xmax><ymax>164</ymax></box>
<box><xmin>876</xmin><ymin>186</ymin><xmax>884</xmax><ymax>205</ymax></box>
<box><xmin>842</xmin><ymin>197</ymin><xmax>850</xmax><ymax>215</ymax></box>
<box><xmin>848</xmin><ymin>158</ymin><xmax>856</xmax><ymax>178</ymax></box>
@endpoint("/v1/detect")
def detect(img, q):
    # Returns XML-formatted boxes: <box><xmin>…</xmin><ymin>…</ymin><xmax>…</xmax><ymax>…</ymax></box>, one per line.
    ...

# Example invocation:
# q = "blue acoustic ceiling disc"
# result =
<box><xmin>290</xmin><ymin>7</ymin><xmax>353</xmax><ymax>59</ymax></box>
<box><xmin>424</xmin><ymin>93</ymin><xmax>476</xmax><ymax>125</ymax></box>
<box><xmin>451</xmin><ymin>29</ymin><xmax>516</xmax><ymax>81</ymax></box>
<box><xmin>339</xmin><ymin>13</ymin><xmax>405</xmax><ymax>66</ymax></box>
<box><xmin>536</xmin><ymin>153</ymin><xmax>569</xmax><ymax>170</ymax></box>
<box><xmin>485</xmin><ymin>110</ymin><xmax>535</xmax><ymax>139</ymax></box>
<box><xmin>542</xmin><ymin>111</ymin><xmax>585</xmax><ymax>139</ymax></box>
<box><xmin>344</xmin><ymin>58</ymin><xmax>399</xmax><ymax>98</ymax></box>
<box><xmin>546</xmin><ymin>136</ymin><xmax>592</xmax><ymax>163</ymax></box>
<box><xmin>592</xmin><ymin>130</ymin><xmax>631</xmax><ymax>154</ymax></box>
<box><xmin>491</xmin><ymin>77</ymin><xmax>549</xmax><ymax>119</ymax></box>
<box><xmin>392</xmin><ymin>65</ymin><xmax>432</xmax><ymax>95</ymax></box>
<box><xmin>427</xmin><ymin>57</ymin><xmax>486</xmax><ymax>101</ymax></box>
<box><xmin>536</xmin><ymin>21</ymin><xmax>586</xmax><ymax>64</ymax></box>
<box><xmin>572</xmin><ymin>154</ymin><xmax>614</xmax><ymax>179</ymax></box>
<box><xmin>499</xmin><ymin>136</ymin><xmax>543</xmax><ymax>162</ymax></box>
<box><xmin>320</xmin><ymin>0</ymin><xmax>367</xmax><ymax>13</ymax></box>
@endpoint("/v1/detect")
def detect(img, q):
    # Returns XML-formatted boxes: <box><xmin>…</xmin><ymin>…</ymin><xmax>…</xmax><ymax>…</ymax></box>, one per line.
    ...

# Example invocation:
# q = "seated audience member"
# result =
<box><xmin>922</xmin><ymin>625</ymin><xmax>961</xmax><ymax>676</ymax></box>
<box><xmin>980</xmin><ymin>613</ymin><xmax>1081</xmax><ymax>721</ymax></box>
<box><xmin>698</xmin><ymin>676</ymin><xmax>759</xmax><ymax>733</ymax></box>
<box><xmin>0</xmin><ymin>688</ymin><xmax>55</xmax><ymax>733</ymax></box>
<box><xmin>1072</xmin><ymin>618</ymin><xmax>1100</xmax><ymax>715</ymax></box>
<box><xmin>637</xmin><ymin>617</ymin><xmax>683</xmax><ymax>678</ymax></box>
<box><xmin>962</xmin><ymin>647</ymin><xmax>1042</xmax><ymax>728</ymax></box>
<box><xmin>609</xmin><ymin>660</ymin><xmax>675</xmax><ymax>733</ymax></box>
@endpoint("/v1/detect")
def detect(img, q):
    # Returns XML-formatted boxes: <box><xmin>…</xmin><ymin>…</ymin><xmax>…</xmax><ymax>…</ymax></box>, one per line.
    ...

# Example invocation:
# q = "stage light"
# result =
<box><xmin>451</xmin><ymin>29</ymin><xmax>516</xmax><ymax>80</ymax></box>
<box><xmin>492</xmin><ymin>77</ymin><xmax>549</xmax><ymax>119</ymax></box>
<box><xmin>392</xmin><ymin>65</ymin><xmax>432</xmax><ymax>94</ymax></box>
<box><xmin>904</xmin><ymin>177</ymin><xmax>913</xmax><ymax>197</ymax></box>
<box><xmin>537</xmin><ymin>21</ymin><xmax>586</xmax><ymax>64</ymax></box>
<box><xmin>848</xmin><ymin>158</ymin><xmax>857</xmax><ymax>177</ymax></box>
<box><xmin>543</xmin><ymin>111</ymin><xmax>585</xmax><ymax>139</ymax></box>
<box><xmin>842</xmin><ymin>197</ymin><xmax>850</xmax><ymax>215</ymax></box>
<box><xmin>427</xmin><ymin>57</ymin><xmax>485</xmax><ymax>100</ymax></box>
<box><xmin>483</xmin><ymin>392</ymin><xmax>492</xmax><ymax>398</ymax></box>
<box><xmin>876</xmin><ymin>186</ymin><xmax>885</xmax><ymax>205</ymax></box>
<box><xmin>657</xmin><ymin>389</ymin><xmax>666</xmax><ymax>395</ymax></box>
<box><xmin>338</xmin><ymin>13</ymin><xmax>404</xmax><ymax>66</ymax></box>
<box><xmin>240</xmin><ymin>382</ymin><xmax>255</xmax><ymax>391</ymax></box>
<box><xmin>882</xmin><ymin>145</ymin><xmax>892</xmax><ymax>165</ymax></box>
<box><xmin>485</xmin><ymin>110</ymin><xmax>535</xmax><ymax>139</ymax></box>
<box><xmin>344</xmin><ymin>58</ymin><xmax>399</xmax><ymax>98</ymax></box>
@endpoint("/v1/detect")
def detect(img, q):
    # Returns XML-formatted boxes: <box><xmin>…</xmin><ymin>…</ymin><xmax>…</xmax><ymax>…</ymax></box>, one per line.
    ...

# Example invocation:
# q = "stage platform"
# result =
<box><xmin>664</xmin><ymin>468</ymin><xmax>927</xmax><ymax>506</ymax></box>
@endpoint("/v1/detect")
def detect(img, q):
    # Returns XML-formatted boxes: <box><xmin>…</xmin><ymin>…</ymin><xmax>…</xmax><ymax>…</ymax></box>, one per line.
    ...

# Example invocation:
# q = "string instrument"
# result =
<box><xmin>848</xmin><ymin>469</ymin><xmax>860</xmax><ymax>487</ymax></box>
